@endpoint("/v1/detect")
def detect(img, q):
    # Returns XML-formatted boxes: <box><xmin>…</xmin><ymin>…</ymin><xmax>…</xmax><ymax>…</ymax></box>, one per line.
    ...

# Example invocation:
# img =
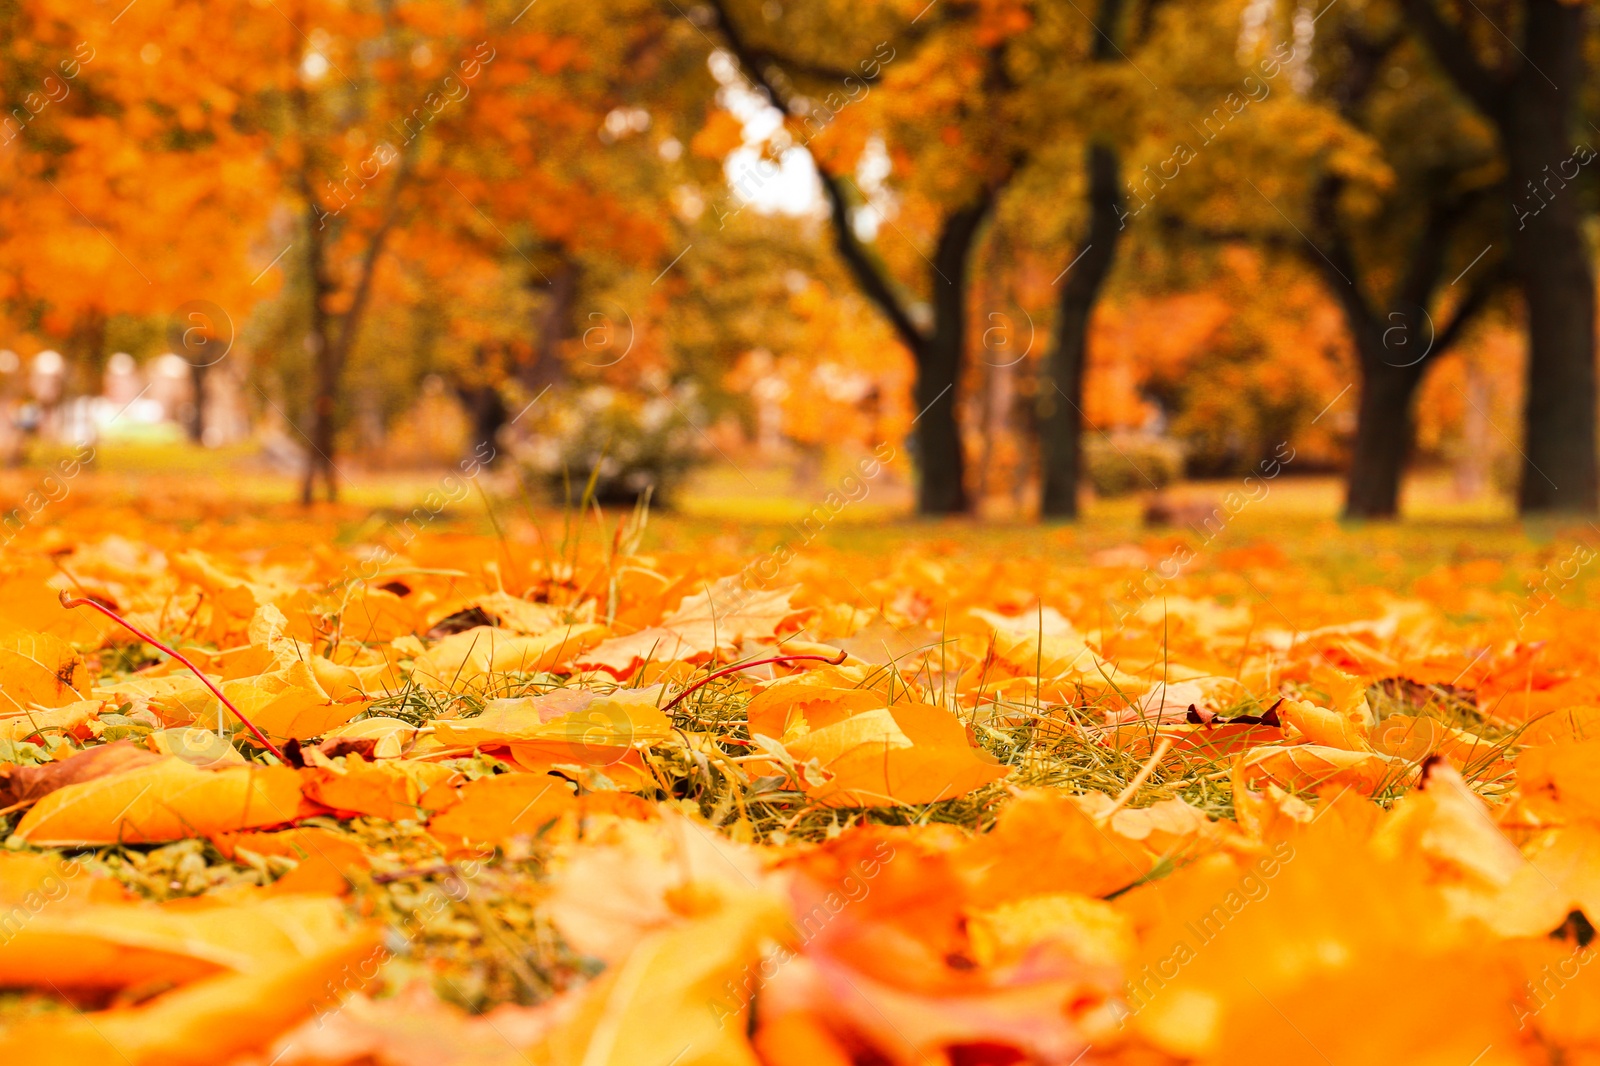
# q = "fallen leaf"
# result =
<box><xmin>13</xmin><ymin>757</ymin><xmax>303</xmax><ymax>845</ymax></box>
<box><xmin>0</xmin><ymin>625</ymin><xmax>91</xmax><ymax>708</ymax></box>
<box><xmin>0</xmin><ymin>924</ymin><xmax>383</xmax><ymax>1066</ymax></box>
<box><xmin>0</xmin><ymin>740</ymin><xmax>163</xmax><ymax>809</ymax></box>
<box><xmin>783</xmin><ymin>703</ymin><xmax>1010</xmax><ymax>807</ymax></box>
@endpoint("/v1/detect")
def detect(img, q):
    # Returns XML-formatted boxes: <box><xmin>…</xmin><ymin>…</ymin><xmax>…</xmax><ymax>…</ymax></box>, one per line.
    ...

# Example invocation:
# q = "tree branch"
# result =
<box><xmin>1310</xmin><ymin>174</ymin><xmax>1380</xmax><ymax>334</ymax></box>
<box><xmin>332</xmin><ymin>155</ymin><xmax>412</xmax><ymax>368</ymax></box>
<box><xmin>815</xmin><ymin>171</ymin><xmax>928</xmax><ymax>355</ymax></box>
<box><xmin>1397</xmin><ymin>189</ymin><xmax>1462</xmax><ymax>311</ymax></box>
<box><xmin>1395</xmin><ymin>0</ymin><xmax>1505</xmax><ymax>115</ymax></box>
<box><xmin>1431</xmin><ymin>256</ymin><xmax>1500</xmax><ymax>356</ymax></box>
<box><xmin>701</xmin><ymin>0</ymin><xmax>926</xmax><ymax>357</ymax></box>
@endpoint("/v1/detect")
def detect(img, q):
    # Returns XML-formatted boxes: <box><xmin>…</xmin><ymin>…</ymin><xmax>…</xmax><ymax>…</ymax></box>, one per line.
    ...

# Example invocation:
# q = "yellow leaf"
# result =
<box><xmin>222</xmin><ymin>659</ymin><xmax>369</xmax><ymax>741</ymax></box>
<box><xmin>0</xmin><ymin>894</ymin><xmax>355</xmax><ymax>990</ymax></box>
<box><xmin>1280</xmin><ymin>697</ymin><xmax>1370</xmax><ymax>751</ymax></box>
<box><xmin>539</xmin><ymin>896</ymin><xmax>786</xmax><ymax>1066</ymax></box>
<box><xmin>0</xmin><ymin>699</ymin><xmax>98</xmax><ymax>743</ymax></box>
<box><xmin>1236</xmin><ymin>743</ymin><xmax>1404</xmax><ymax>795</ymax></box>
<box><xmin>410</xmin><ymin>624</ymin><xmax>606</xmax><ymax>690</ymax></box>
<box><xmin>0</xmin><ymin>625</ymin><xmax>90</xmax><ymax>709</ymax></box>
<box><xmin>785</xmin><ymin>703</ymin><xmax>1009</xmax><ymax>807</ymax></box>
<box><xmin>966</xmin><ymin>892</ymin><xmax>1134</xmax><ymax>971</ymax></box>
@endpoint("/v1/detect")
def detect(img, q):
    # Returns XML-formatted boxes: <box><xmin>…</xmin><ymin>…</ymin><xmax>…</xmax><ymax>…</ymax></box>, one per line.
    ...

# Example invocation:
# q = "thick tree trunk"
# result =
<box><xmin>1345</xmin><ymin>358</ymin><xmax>1426</xmax><ymax>517</ymax></box>
<box><xmin>1403</xmin><ymin>0</ymin><xmax>1596</xmax><ymax>513</ymax></box>
<box><xmin>1504</xmin><ymin>0</ymin><xmax>1595</xmax><ymax>512</ymax></box>
<box><xmin>915</xmin><ymin>198</ymin><xmax>991</xmax><ymax>515</ymax></box>
<box><xmin>1039</xmin><ymin>143</ymin><xmax>1123</xmax><ymax>518</ymax></box>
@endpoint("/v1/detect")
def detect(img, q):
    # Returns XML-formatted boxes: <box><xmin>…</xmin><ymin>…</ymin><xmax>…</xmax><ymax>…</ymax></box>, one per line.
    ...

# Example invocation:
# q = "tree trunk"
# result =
<box><xmin>1504</xmin><ymin>0</ymin><xmax>1595</xmax><ymax>513</ymax></box>
<box><xmin>1344</xmin><ymin>357</ymin><xmax>1426</xmax><ymax>517</ymax></box>
<box><xmin>700</xmin><ymin>0</ymin><xmax>1009</xmax><ymax>518</ymax></box>
<box><xmin>525</xmin><ymin>258</ymin><xmax>578</xmax><ymax>388</ymax></box>
<box><xmin>1039</xmin><ymin>143</ymin><xmax>1123</xmax><ymax>518</ymax></box>
<box><xmin>187</xmin><ymin>364</ymin><xmax>207</xmax><ymax>444</ymax></box>
<box><xmin>456</xmin><ymin>360</ymin><xmax>508</xmax><ymax>465</ymax></box>
<box><xmin>307</xmin><ymin>332</ymin><xmax>339</xmax><ymax>504</ymax></box>
<box><xmin>1403</xmin><ymin>0</ymin><xmax>1596</xmax><ymax>513</ymax></box>
<box><xmin>297</xmin><ymin>163</ymin><xmax>406</xmax><ymax>506</ymax></box>
<box><xmin>915</xmin><ymin>198</ymin><xmax>992</xmax><ymax>515</ymax></box>
<box><xmin>301</xmin><ymin>206</ymin><xmax>336</xmax><ymax>506</ymax></box>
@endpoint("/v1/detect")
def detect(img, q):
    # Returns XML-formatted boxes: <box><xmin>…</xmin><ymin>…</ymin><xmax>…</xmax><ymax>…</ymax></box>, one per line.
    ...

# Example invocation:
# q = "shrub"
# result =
<box><xmin>1082</xmin><ymin>434</ymin><xmax>1185</xmax><ymax>497</ymax></box>
<box><xmin>518</xmin><ymin>384</ymin><xmax>703</xmax><ymax>506</ymax></box>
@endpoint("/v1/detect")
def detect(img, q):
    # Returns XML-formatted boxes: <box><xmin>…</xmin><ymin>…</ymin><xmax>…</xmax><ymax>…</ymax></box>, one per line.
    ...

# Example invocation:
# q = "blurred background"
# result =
<box><xmin>0</xmin><ymin>0</ymin><xmax>1593</xmax><ymax>523</ymax></box>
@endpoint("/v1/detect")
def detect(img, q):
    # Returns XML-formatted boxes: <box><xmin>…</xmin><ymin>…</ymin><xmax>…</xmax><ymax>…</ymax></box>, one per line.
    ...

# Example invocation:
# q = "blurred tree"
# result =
<box><xmin>0</xmin><ymin>1</ymin><xmax>270</xmax><ymax>402</ymax></box>
<box><xmin>1100</xmin><ymin>0</ymin><xmax>1398</xmax><ymax>487</ymax></box>
<box><xmin>5</xmin><ymin>0</ymin><xmax>684</xmax><ymax>501</ymax></box>
<box><xmin>1402</xmin><ymin>0</ymin><xmax>1597</xmax><ymax>513</ymax></box>
<box><xmin>1034</xmin><ymin>0</ymin><xmax>1140</xmax><ymax>519</ymax></box>
<box><xmin>1303</xmin><ymin>6</ymin><xmax>1504</xmax><ymax>517</ymax></box>
<box><xmin>397</xmin><ymin>0</ymin><xmax>693</xmax><ymax>463</ymax></box>
<box><xmin>225</xmin><ymin>1</ymin><xmax>492</xmax><ymax>503</ymax></box>
<box><xmin>698</xmin><ymin>0</ymin><xmax>1025</xmax><ymax>514</ymax></box>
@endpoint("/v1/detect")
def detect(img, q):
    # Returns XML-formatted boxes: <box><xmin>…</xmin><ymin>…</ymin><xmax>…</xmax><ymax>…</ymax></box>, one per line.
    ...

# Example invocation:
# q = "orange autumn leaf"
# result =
<box><xmin>1518</xmin><ymin>737</ymin><xmax>1600</xmax><ymax>823</ymax></box>
<box><xmin>690</xmin><ymin>109</ymin><xmax>747</xmax><ymax>160</ymax></box>
<box><xmin>0</xmin><ymin>894</ymin><xmax>356</xmax><ymax>990</ymax></box>
<box><xmin>420</xmin><ymin>590</ymin><xmax>568</xmax><ymax>636</ymax></box>
<box><xmin>221</xmin><ymin>657</ymin><xmax>373</xmax><ymax>741</ymax></box>
<box><xmin>539</xmin><ymin>894</ymin><xmax>788</xmax><ymax>1066</ymax></box>
<box><xmin>0</xmin><ymin>925</ymin><xmax>384</xmax><ymax>1066</ymax></box>
<box><xmin>432</xmin><ymin>691</ymin><xmax>672</xmax><ymax>756</ymax></box>
<box><xmin>1279</xmin><ymin>696</ymin><xmax>1371</xmax><ymax>751</ymax></box>
<box><xmin>1518</xmin><ymin>704</ymin><xmax>1600</xmax><ymax>746</ymax></box>
<box><xmin>300</xmin><ymin>754</ymin><xmax>453</xmax><ymax>821</ymax></box>
<box><xmin>1372</xmin><ymin>760</ymin><xmax>1570</xmax><ymax>937</ymax></box>
<box><xmin>783</xmin><ymin>702</ymin><xmax>1010</xmax><ymax>807</ymax></box>
<box><xmin>0</xmin><ymin>699</ymin><xmax>101</xmax><ymax>745</ymax></box>
<box><xmin>956</xmin><ymin>790</ymin><xmax>1153</xmax><ymax>902</ymax></box>
<box><xmin>1130</xmin><ymin>831</ymin><xmax>1531</xmax><ymax>1065</ymax></box>
<box><xmin>13</xmin><ymin>758</ymin><xmax>302</xmax><ymax>845</ymax></box>
<box><xmin>1236</xmin><ymin>743</ymin><xmax>1405</xmax><ymax>796</ymax></box>
<box><xmin>0</xmin><ymin>739</ymin><xmax>163</xmax><ymax>809</ymax></box>
<box><xmin>753</xmin><ymin>1011</ymin><xmax>856</xmax><ymax>1066</ymax></box>
<box><xmin>746</xmin><ymin>685</ymin><xmax>884</xmax><ymax>738</ymax></box>
<box><xmin>427</xmin><ymin>772</ymin><xmax>654</xmax><ymax>847</ymax></box>
<box><xmin>409</xmin><ymin>623</ymin><xmax>607</xmax><ymax>690</ymax></box>
<box><xmin>577</xmin><ymin>578</ymin><xmax>808</xmax><ymax>677</ymax></box>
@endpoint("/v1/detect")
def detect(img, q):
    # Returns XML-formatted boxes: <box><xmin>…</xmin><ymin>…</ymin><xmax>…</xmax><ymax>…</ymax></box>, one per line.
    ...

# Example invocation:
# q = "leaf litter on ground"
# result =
<box><xmin>0</xmin><ymin>492</ymin><xmax>1596</xmax><ymax>1063</ymax></box>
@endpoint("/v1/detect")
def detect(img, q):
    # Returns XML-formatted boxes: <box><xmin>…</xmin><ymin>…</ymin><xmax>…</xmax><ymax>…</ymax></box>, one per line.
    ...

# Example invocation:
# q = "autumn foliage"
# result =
<box><xmin>0</xmin><ymin>488</ymin><xmax>1589</xmax><ymax>1063</ymax></box>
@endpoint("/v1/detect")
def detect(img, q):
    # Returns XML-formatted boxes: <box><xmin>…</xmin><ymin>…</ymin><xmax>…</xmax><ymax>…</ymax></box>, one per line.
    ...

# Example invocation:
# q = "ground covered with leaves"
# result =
<box><xmin>1</xmin><ymin>487</ymin><xmax>1598</xmax><ymax>1065</ymax></box>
